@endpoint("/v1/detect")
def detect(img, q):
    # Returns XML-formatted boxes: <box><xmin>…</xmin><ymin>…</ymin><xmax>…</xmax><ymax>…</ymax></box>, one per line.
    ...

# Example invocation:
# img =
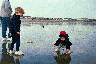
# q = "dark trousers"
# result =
<box><xmin>1</xmin><ymin>17</ymin><xmax>10</xmax><ymax>38</ymax></box>
<box><xmin>10</xmin><ymin>33</ymin><xmax>20</xmax><ymax>51</ymax></box>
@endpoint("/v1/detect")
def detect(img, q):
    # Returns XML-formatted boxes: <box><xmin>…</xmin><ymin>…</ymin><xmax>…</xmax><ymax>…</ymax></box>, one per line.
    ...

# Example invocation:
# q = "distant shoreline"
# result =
<box><xmin>20</xmin><ymin>17</ymin><xmax>96</xmax><ymax>25</ymax></box>
<box><xmin>0</xmin><ymin>16</ymin><xmax>96</xmax><ymax>25</ymax></box>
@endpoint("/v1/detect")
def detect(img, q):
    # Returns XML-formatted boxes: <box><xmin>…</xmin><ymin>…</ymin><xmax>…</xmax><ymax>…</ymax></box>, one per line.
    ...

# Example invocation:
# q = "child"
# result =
<box><xmin>53</xmin><ymin>31</ymin><xmax>72</xmax><ymax>54</ymax></box>
<box><xmin>8</xmin><ymin>7</ymin><xmax>24</xmax><ymax>55</ymax></box>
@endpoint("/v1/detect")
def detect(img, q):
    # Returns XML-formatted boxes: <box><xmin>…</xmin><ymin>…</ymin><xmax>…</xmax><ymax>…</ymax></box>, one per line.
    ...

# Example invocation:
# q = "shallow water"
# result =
<box><xmin>0</xmin><ymin>22</ymin><xmax>96</xmax><ymax>64</ymax></box>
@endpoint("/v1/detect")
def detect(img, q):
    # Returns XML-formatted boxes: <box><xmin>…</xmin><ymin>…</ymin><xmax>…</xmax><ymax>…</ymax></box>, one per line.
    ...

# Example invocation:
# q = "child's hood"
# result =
<box><xmin>59</xmin><ymin>31</ymin><xmax>69</xmax><ymax>38</ymax></box>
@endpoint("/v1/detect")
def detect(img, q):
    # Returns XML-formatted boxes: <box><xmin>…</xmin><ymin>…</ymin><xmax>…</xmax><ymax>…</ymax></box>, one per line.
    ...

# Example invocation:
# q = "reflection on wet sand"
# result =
<box><xmin>0</xmin><ymin>41</ymin><xmax>21</xmax><ymax>64</ymax></box>
<box><xmin>54</xmin><ymin>51</ymin><xmax>71</xmax><ymax>64</ymax></box>
<box><xmin>0</xmin><ymin>22</ymin><xmax>96</xmax><ymax>64</ymax></box>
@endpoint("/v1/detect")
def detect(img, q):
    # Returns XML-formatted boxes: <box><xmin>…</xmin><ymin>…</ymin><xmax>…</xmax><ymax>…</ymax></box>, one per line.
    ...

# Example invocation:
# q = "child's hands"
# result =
<box><xmin>65</xmin><ymin>49</ymin><xmax>72</xmax><ymax>54</ymax></box>
<box><xmin>52</xmin><ymin>42</ymin><xmax>55</xmax><ymax>47</ymax></box>
<box><xmin>65</xmin><ymin>49</ymin><xmax>70</xmax><ymax>53</ymax></box>
<box><xmin>17</xmin><ymin>32</ymin><xmax>20</xmax><ymax>35</ymax></box>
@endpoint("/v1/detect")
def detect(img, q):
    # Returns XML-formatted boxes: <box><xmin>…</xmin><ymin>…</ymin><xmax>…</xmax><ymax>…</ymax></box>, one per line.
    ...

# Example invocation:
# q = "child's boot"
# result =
<box><xmin>15</xmin><ymin>51</ymin><xmax>24</xmax><ymax>55</ymax></box>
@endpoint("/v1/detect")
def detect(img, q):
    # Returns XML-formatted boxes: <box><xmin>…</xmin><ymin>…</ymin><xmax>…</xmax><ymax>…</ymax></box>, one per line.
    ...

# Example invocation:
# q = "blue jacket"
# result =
<box><xmin>9</xmin><ymin>14</ymin><xmax>21</xmax><ymax>34</ymax></box>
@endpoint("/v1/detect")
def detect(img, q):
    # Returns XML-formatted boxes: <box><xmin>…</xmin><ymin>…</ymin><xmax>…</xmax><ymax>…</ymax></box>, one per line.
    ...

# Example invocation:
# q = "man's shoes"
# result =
<box><xmin>8</xmin><ymin>50</ymin><xmax>14</xmax><ymax>54</ymax></box>
<box><xmin>1</xmin><ymin>38</ymin><xmax>7</xmax><ymax>42</ymax></box>
<box><xmin>7</xmin><ymin>38</ymin><xmax>12</xmax><ymax>41</ymax></box>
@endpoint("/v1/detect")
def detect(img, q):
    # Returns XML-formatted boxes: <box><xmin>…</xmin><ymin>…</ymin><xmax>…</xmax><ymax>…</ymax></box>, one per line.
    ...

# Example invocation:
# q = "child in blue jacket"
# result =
<box><xmin>8</xmin><ymin>7</ymin><xmax>24</xmax><ymax>55</ymax></box>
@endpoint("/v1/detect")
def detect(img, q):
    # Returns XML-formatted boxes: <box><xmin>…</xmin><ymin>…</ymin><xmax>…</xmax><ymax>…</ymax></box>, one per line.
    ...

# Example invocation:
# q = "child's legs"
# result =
<box><xmin>10</xmin><ymin>36</ymin><xmax>16</xmax><ymax>50</ymax></box>
<box><xmin>16</xmin><ymin>35</ymin><xmax>20</xmax><ymax>51</ymax></box>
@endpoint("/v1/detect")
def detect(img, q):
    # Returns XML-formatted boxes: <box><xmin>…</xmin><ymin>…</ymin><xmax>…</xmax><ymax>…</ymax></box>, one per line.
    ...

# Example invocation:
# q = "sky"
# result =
<box><xmin>0</xmin><ymin>0</ymin><xmax>96</xmax><ymax>18</ymax></box>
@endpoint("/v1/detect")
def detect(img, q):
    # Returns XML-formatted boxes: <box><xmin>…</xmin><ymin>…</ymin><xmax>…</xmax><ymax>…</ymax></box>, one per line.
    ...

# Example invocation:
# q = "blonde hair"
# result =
<box><xmin>15</xmin><ymin>7</ymin><xmax>25</xmax><ymax>14</ymax></box>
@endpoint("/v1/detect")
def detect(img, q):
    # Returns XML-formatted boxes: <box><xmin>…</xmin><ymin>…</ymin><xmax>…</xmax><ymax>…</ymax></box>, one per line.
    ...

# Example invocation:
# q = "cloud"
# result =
<box><xmin>0</xmin><ymin>0</ymin><xmax>96</xmax><ymax>18</ymax></box>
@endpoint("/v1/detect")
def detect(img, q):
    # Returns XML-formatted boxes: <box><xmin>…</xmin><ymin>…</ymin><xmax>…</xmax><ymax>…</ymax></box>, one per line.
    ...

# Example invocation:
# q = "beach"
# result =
<box><xmin>0</xmin><ymin>20</ymin><xmax>96</xmax><ymax>64</ymax></box>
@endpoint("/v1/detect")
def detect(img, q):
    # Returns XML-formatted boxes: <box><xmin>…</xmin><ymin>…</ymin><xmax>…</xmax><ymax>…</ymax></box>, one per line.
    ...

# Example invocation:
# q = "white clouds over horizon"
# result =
<box><xmin>0</xmin><ymin>0</ymin><xmax>96</xmax><ymax>18</ymax></box>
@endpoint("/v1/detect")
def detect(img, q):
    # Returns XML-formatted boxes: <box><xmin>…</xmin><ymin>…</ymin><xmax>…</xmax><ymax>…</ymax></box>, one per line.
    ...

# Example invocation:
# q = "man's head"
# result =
<box><xmin>15</xmin><ymin>7</ymin><xmax>25</xmax><ymax>16</ymax></box>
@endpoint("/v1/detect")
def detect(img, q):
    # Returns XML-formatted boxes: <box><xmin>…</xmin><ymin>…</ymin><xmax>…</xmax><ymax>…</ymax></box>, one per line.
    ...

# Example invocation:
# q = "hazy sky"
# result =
<box><xmin>0</xmin><ymin>0</ymin><xmax>96</xmax><ymax>18</ymax></box>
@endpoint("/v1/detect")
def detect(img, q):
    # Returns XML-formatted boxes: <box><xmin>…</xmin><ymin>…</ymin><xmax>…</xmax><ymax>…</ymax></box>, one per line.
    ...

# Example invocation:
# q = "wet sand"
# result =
<box><xmin>0</xmin><ymin>22</ymin><xmax>96</xmax><ymax>64</ymax></box>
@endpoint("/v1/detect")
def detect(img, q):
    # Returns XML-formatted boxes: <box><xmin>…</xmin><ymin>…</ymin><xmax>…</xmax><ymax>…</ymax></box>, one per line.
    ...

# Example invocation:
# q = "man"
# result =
<box><xmin>0</xmin><ymin>0</ymin><xmax>12</xmax><ymax>41</ymax></box>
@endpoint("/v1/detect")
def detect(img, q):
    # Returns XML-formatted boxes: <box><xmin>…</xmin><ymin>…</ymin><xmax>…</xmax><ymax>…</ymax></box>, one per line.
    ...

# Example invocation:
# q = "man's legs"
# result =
<box><xmin>6</xmin><ymin>17</ymin><xmax>11</xmax><ymax>38</ymax></box>
<box><xmin>1</xmin><ymin>17</ymin><xmax>8</xmax><ymax>38</ymax></box>
<box><xmin>1</xmin><ymin>17</ymin><xmax>10</xmax><ymax>38</ymax></box>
